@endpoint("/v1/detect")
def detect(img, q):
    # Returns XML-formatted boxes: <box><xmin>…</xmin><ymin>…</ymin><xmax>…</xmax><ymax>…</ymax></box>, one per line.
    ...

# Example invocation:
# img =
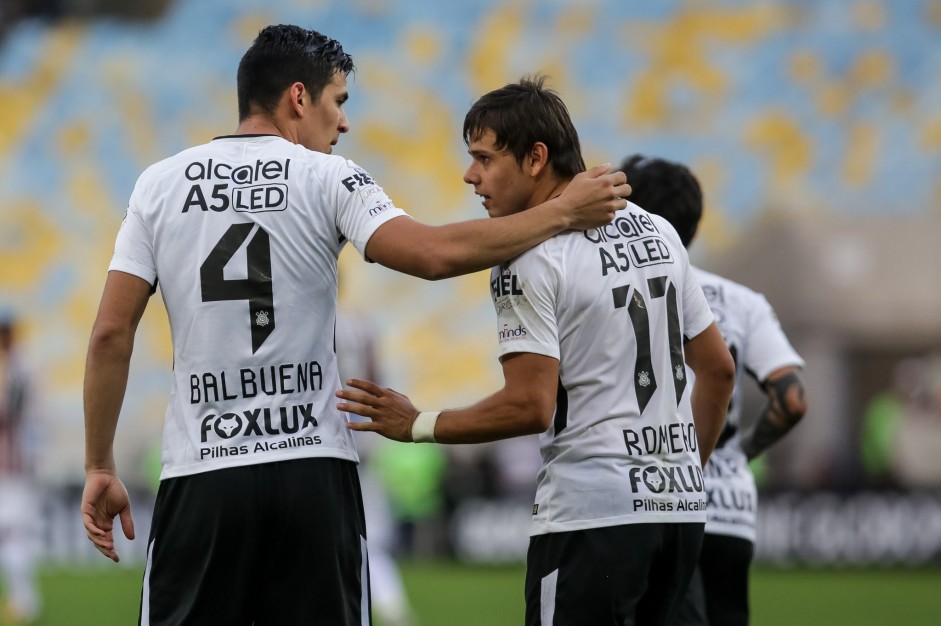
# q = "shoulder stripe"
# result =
<box><xmin>554</xmin><ymin>375</ymin><xmax>568</xmax><ymax>435</ymax></box>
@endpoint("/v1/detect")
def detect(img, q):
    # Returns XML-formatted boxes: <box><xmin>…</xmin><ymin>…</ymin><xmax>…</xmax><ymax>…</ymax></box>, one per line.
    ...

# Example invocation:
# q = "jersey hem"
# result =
<box><xmin>159</xmin><ymin>447</ymin><xmax>359</xmax><ymax>481</ymax></box>
<box><xmin>703</xmin><ymin>525</ymin><xmax>756</xmax><ymax>543</ymax></box>
<box><xmin>529</xmin><ymin>511</ymin><xmax>707</xmax><ymax>536</ymax></box>
<box><xmin>109</xmin><ymin>259</ymin><xmax>156</xmax><ymax>285</ymax></box>
<box><xmin>752</xmin><ymin>358</ymin><xmax>806</xmax><ymax>384</ymax></box>
<box><xmin>497</xmin><ymin>341</ymin><xmax>560</xmax><ymax>361</ymax></box>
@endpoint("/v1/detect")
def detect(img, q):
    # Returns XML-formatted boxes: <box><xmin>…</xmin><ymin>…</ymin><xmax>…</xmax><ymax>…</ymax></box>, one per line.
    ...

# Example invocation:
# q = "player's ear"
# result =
<box><xmin>289</xmin><ymin>82</ymin><xmax>306</xmax><ymax>117</ymax></box>
<box><xmin>528</xmin><ymin>142</ymin><xmax>549</xmax><ymax>176</ymax></box>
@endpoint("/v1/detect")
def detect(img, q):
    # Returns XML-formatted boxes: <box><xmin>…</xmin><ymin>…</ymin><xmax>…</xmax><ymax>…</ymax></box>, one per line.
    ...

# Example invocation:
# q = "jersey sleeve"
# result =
<box><xmin>675</xmin><ymin>241</ymin><xmax>714</xmax><ymax>341</ymax></box>
<box><xmin>743</xmin><ymin>294</ymin><xmax>804</xmax><ymax>381</ymax></box>
<box><xmin>491</xmin><ymin>244</ymin><xmax>562</xmax><ymax>361</ymax></box>
<box><xmin>108</xmin><ymin>184</ymin><xmax>157</xmax><ymax>285</ymax></box>
<box><xmin>331</xmin><ymin>159</ymin><xmax>409</xmax><ymax>258</ymax></box>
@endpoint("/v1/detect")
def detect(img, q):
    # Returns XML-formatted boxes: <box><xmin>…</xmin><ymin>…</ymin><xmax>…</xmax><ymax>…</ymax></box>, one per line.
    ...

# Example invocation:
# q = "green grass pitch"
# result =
<box><xmin>11</xmin><ymin>562</ymin><xmax>941</xmax><ymax>625</ymax></box>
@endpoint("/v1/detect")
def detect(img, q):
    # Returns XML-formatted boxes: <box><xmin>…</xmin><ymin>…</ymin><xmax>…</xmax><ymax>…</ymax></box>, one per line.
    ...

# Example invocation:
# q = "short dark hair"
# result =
<box><xmin>463</xmin><ymin>75</ymin><xmax>585</xmax><ymax>179</ymax></box>
<box><xmin>0</xmin><ymin>311</ymin><xmax>14</xmax><ymax>350</ymax></box>
<box><xmin>616</xmin><ymin>155</ymin><xmax>703</xmax><ymax>248</ymax></box>
<box><xmin>236</xmin><ymin>24</ymin><xmax>354</xmax><ymax>121</ymax></box>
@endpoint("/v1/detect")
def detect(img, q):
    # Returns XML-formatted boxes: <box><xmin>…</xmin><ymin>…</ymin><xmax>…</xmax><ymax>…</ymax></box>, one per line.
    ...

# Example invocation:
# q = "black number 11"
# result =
<box><xmin>200</xmin><ymin>223</ymin><xmax>275</xmax><ymax>354</ymax></box>
<box><xmin>612</xmin><ymin>276</ymin><xmax>686</xmax><ymax>414</ymax></box>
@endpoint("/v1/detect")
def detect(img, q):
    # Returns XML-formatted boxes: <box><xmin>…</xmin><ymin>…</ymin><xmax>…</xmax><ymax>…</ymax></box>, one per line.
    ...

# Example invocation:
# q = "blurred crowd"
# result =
<box><xmin>863</xmin><ymin>355</ymin><xmax>941</xmax><ymax>489</ymax></box>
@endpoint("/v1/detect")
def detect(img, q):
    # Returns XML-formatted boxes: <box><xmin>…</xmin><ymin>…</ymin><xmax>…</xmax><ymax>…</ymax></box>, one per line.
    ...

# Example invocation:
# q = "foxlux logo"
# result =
<box><xmin>200</xmin><ymin>404</ymin><xmax>318</xmax><ymax>442</ymax></box>
<box><xmin>498</xmin><ymin>324</ymin><xmax>528</xmax><ymax>341</ymax></box>
<box><xmin>628</xmin><ymin>464</ymin><xmax>704</xmax><ymax>494</ymax></box>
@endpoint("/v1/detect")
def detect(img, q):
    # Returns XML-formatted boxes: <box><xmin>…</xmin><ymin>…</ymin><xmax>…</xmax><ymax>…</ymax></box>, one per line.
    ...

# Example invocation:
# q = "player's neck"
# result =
<box><xmin>235</xmin><ymin>115</ymin><xmax>292</xmax><ymax>142</ymax></box>
<box><xmin>528</xmin><ymin>176</ymin><xmax>571</xmax><ymax>210</ymax></box>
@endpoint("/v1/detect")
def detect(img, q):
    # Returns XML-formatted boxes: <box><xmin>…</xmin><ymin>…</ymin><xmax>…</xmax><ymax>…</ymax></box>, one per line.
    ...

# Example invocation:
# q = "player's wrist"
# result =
<box><xmin>84</xmin><ymin>455</ymin><xmax>117</xmax><ymax>474</ymax></box>
<box><xmin>531</xmin><ymin>194</ymin><xmax>574</xmax><ymax>232</ymax></box>
<box><xmin>84</xmin><ymin>464</ymin><xmax>117</xmax><ymax>477</ymax></box>
<box><xmin>411</xmin><ymin>411</ymin><xmax>440</xmax><ymax>443</ymax></box>
<box><xmin>550</xmin><ymin>194</ymin><xmax>577</xmax><ymax>230</ymax></box>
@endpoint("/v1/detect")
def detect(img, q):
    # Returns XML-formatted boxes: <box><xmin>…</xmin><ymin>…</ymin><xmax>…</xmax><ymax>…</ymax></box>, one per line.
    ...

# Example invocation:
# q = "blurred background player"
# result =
<box><xmin>618</xmin><ymin>155</ymin><xmax>808</xmax><ymax>626</ymax></box>
<box><xmin>336</xmin><ymin>295</ymin><xmax>418</xmax><ymax>626</ymax></box>
<box><xmin>862</xmin><ymin>354</ymin><xmax>941</xmax><ymax>488</ymax></box>
<box><xmin>0</xmin><ymin>312</ymin><xmax>42</xmax><ymax>624</ymax></box>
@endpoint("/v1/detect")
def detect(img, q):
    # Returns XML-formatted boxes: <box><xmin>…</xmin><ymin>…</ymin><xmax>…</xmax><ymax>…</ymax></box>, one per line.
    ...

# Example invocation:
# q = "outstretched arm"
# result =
<box><xmin>684</xmin><ymin>322</ymin><xmax>736</xmax><ymax>466</ymax></box>
<box><xmin>365</xmin><ymin>164</ymin><xmax>630</xmax><ymax>280</ymax></box>
<box><xmin>82</xmin><ymin>270</ymin><xmax>151</xmax><ymax>562</ymax></box>
<box><xmin>337</xmin><ymin>352</ymin><xmax>559</xmax><ymax>443</ymax></box>
<box><xmin>739</xmin><ymin>367</ymin><xmax>807</xmax><ymax>460</ymax></box>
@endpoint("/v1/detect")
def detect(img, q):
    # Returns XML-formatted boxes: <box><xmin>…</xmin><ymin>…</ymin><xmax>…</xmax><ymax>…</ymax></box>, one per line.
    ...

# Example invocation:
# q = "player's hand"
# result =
<box><xmin>557</xmin><ymin>163</ymin><xmax>631</xmax><ymax>230</ymax></box>
<box><xmin>337</xmin><ymin>379</ymin><xmax>420</xmax><ymax>443</ymax></box>
<box><xmin>81</xmin><ymin>469</ymin><xmax>135</xmax><ymax>563</ymax></box>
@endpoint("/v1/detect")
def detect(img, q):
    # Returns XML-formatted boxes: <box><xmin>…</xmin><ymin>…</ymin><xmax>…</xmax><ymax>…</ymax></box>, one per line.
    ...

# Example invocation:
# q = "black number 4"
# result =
<box><xmin>612</xmin><ymin>276</ymin><xmax>686</xmax><ymax>414</ymax></box>
<box><xmin>200</xmin><ymin>223</ymin><xmax>274</xmax><ymax>354</ymax></box>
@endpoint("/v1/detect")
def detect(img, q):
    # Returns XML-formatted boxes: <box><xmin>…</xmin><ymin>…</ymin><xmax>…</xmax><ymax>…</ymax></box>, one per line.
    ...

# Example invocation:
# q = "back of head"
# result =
<box><xmin>237</xmin><ymin>24</ymin><xmax>354</xmax><ymax>121</ymax></box>
<box><xmin>0</xmin><ymin>310</ymin><xmax>14</xmax><ymax>353</ymax></box>
<box><xmin>617</xmin><ymin>155</ymin><xmax>703</xmax><ymax>248</ymax></box>
<box><xmin>463</xmin><ymin>75</ymin><xmax>585</xmax><ymax>179</ymax></box>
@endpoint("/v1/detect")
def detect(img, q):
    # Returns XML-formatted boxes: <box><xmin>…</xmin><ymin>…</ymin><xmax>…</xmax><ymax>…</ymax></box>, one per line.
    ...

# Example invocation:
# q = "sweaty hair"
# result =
<box><xmin>616</xmin><ymin>155</ymin><xmax>703</xmax><ymax>248</ymax></box>
<box><xmin>463</xmin><ymin>75</ymin><xmax>585</xmax><ymax>179</ymax></box>
<box><xmin>237</xmin><ymin>24</ymin><xmax>354</xmax><ymax>121</ymax></box>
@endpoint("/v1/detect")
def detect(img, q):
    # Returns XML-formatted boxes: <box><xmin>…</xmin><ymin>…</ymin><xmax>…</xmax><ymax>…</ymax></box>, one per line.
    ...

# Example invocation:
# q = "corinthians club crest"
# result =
<box><xmin>675</xmin><ymin>364</ymin><xmax>685</xmax><ymax>381</ymax></box>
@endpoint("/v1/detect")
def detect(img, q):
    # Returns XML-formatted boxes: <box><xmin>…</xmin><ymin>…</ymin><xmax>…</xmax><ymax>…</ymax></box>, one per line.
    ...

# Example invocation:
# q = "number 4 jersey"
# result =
<box><xmin>490</xmin><ymin>203</ymin><xmax>715</xmax><ymax>536</ymax></box>
<box><xmin>109</xmin><ymin>135</ymin><xmax>407</xmax><ymax>480</ymax></box>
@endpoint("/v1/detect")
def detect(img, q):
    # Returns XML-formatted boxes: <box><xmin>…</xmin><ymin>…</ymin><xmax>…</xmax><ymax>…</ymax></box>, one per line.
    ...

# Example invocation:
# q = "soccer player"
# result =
<box><xmin>337</xmin><ymin>76</ymin><xmax>735</xmax><ymax>626</ymax></box>
<box><xmin>80</xmin><ymin>26</ymin><xmax>630</xmax><ymax>625</ymax></box>
<box><xmin>0</xmin><ymin>313</ymin><xmax>42</xmax><ymax>624</ymax></box>
<box><xmin>618</xmin><ymin>155</ymin><xmax>808</xmax><ymax>626</ymax></box>
<box><xmin>336</xmin><ymin>305</ymin><xmax>416</xmax><ymax>626</ymax></box>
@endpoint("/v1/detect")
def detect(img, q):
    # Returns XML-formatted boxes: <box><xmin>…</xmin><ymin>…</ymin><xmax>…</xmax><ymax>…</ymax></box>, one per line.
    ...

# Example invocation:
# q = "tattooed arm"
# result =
<box><xmin>740</xmin><ymin>367</ymin><xmax>807</xmax><ymax>461</ymax></box>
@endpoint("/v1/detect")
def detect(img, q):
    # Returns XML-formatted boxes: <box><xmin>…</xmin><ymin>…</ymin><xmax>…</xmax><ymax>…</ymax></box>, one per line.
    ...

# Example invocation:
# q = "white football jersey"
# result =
<box><xmin>490</xmin><ymin>203</ymin><xmax>715</xmax><ymax>535</ymax></box>
<box><xmin>109</xmin><ymin>135</ymin><xmax>408</xmax><ymax>480</ymax></box>
<box><xmin>693</xmin><ymin>267</ymin><xmax>804</xmax><ymax>541</ymax></box>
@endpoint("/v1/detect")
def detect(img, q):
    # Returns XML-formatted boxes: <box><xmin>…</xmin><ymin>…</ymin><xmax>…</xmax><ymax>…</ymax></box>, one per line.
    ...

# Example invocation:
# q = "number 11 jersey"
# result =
<box><xmin>109</xmin><ymin>135</ymin><xmax>408</xmax><ymax>480</ymax></box>
<box><xmin>489</xmin><ymin>203</ymin><xmax>715</xmax><ymax>535</ymax></box>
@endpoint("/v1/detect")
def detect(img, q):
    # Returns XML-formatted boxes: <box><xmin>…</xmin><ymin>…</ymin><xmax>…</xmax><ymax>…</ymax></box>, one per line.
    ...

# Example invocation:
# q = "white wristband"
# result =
<box><xmin>411</xmin><ymin>411</ymin><xmax>440</xmax><ymax>443</ymax></box>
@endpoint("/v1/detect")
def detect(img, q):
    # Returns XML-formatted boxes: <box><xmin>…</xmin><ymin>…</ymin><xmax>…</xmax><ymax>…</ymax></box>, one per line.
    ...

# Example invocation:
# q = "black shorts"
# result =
<box><xmin>140</xmin><ymin>458</ymin><xmax>369</xmax><ymax>626</ymax></box>
<box><xmin>671</xmin><ymin>534</ymin><xmax>754</xmax><ymax>626</ymax></box>
<box><xmin>525</xmin><ymin>522</ymin><xmax>704</xmax><ymax>626</ymax></box>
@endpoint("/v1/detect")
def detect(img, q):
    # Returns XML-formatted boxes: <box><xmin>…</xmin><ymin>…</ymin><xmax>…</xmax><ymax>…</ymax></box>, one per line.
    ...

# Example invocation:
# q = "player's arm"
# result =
<box><xmin>684</xmin><ymin>322</ymin><xmax>735</xmax><ymax>466</ymax></box>
<box><xmin>337</xmin><ymin>352</ymin><xmax>558</xmax><ymax>443</ymax></box>
<box><xmin>739</xmin><ymin>366</ymin><xmax>807</xmax><ymax>460</ymax></box>
<box><xmin>365</xmin><ymin>164</ymin><xmax>629</xmax><ymax>280</ymax></box>
<box><xmin>81</xmin><ymin>270</ymin><xmax>151</xmax><ymax>562</ymax></box>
